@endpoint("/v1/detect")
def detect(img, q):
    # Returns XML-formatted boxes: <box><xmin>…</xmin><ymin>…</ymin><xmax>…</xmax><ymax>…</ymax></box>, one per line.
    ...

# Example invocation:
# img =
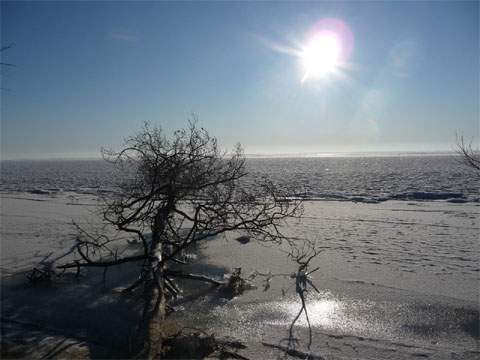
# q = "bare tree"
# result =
<box><xmin>56</xmin><ymin>120</ymin><xmax>304</xmax><ymax>358</ymax></box>
<box><xmin>253</xmin><ymin>240</ymin><xmax>322</xmax><ymax>357</ymax></box>
<box><xmin>0</xmin><ymin>43</ymin><xmax>15</xmax><ymax>92</ymax></box>
<box><xmin>456</xmin><ymin>134</ymin><xmax>480</xmax><ymax>174</ymax></box>
<box><xmin>0</xmin><ymin>43</ymin><xmax>15</xmax><ymax>67</ymax></box>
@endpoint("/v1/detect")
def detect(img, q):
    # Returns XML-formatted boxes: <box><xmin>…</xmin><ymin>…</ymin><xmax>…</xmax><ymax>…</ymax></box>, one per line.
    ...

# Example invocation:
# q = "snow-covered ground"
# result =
<box><xmin>171</xmin><ymin>199</ymin><xmax>479</xmax><ymax>359</ymax></box>
<box><xmin>1</xmin><ymin>192</ymin><xmax>478</xmax><ymax>358</ymax></box>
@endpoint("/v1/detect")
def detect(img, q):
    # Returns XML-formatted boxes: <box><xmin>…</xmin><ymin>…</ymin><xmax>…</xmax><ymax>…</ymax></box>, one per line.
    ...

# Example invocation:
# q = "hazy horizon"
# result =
<box><xmin>0</xmin><ymin>147</ymin><xmax>462</xmax><ymax>162</ymax></box>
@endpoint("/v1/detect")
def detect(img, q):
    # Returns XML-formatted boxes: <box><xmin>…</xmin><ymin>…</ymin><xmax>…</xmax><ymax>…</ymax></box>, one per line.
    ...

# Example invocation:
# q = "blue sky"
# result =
<box><xmin>1</xmin><ymin>1</ymin><xmax>478</xmax><ymax>159</ymax></box>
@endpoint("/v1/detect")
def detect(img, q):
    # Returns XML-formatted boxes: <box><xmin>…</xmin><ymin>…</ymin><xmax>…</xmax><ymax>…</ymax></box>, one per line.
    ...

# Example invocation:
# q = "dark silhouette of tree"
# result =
<box><xmin>57</xmin><ymin>120</ymin><xmax>304</xmax><ymax>358</ymax></box>
<box><xmin>456</xmin><ymin>134</ymin><xmax>480</xmax><ymax>174</ymax></box>
<box><xmin>0</xmin><ymin>43</ymin><xmax>15</xmax><ymax>67</ymax></box>
<box><xmin>0</xmin><ymin>43</ymin><xmax>15</xmax><ymax>92</ymax></box>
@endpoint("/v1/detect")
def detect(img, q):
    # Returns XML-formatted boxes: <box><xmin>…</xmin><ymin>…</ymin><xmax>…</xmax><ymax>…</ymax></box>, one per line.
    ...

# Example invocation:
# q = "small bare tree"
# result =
<box><xmin>456</xmin><ymin>134</ymin><xmax>480</xmax><ymax>174</ymax></box>
<box><xmin>0</xmin><ymin>43</ymin><xmax>15</xmax><ymax>67</ymax></box>
<box><xmin>1</xmin><ymin>43</ymin><xmax>15</xmax><ymax>92</ymax></box>
<box><xmin>57</xmin><ymin>120</ymin><xmax>304</xmax><ymax>358</ymax></box>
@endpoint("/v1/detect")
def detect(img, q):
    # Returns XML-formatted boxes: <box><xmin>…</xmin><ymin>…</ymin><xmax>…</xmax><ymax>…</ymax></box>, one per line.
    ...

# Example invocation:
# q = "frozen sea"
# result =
<box><xmin>1</xmin><ymin>155</ymin><xmax>478</xmax><ymax>298</ymax></box>
<box><xmin>1</xmin><ymin>154</ymin><xmax>479</xmax><ymax>359</ymax></box>
<box><xmin>1</xmin><ymin>154</ymin><xmax>479</xmax><ymax>202</ymax></box>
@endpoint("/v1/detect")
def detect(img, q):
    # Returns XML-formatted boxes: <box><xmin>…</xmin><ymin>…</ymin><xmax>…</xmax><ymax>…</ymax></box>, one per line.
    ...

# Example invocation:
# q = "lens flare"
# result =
<box><xmin>301</xmin><ymin>18</ymin><xmax>354</xmax><ymax>82</ymax></box>
<box><xmin>302</xmin><ymin>32</ymin><xmax>341</xmax><ymax>80</ymax></box>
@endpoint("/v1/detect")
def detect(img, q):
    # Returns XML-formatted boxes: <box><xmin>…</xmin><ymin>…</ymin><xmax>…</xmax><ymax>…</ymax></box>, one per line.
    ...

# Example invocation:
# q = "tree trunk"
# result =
<box><xmin>138</xmin><ymin>263</ymin><xmax>166</xmax><ymax>359</ymax></box>
<box><xmin>136</xmin><ymin>199</ymin><xmax>173</xmax><ymax>359</ymax></box>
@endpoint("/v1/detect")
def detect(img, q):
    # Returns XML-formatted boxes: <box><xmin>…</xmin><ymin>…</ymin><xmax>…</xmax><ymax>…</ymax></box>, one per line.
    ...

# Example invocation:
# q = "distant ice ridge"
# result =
<box><xmin>299</xmin><ymin>191</ymin><xmax>478</xmax><ymax>204</ymax></box>
<box><xmin>0</xmin><ymin>155</ymin><xmax>479</xmax><ymax>203</ymax></box>
<box><xmin>245</xmin><ymin>150</ymin><xmax>458</xmax><ymax>158</ymax></box>
<box><xmin>0</xmin><ymin>159</ymin><xmax>118</xmax><ymax>196</ymax></box>
<box><xmin>247</xmin><ymin>155</ymin><xmax>479</xmax><ymax>203</ymax></box>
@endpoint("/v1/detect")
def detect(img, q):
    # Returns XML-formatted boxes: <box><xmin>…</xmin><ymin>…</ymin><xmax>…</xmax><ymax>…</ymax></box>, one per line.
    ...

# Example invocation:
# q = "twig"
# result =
<box><xmin>165</xmin><ymin>270</ymin><xmax>223</xmax><ymax>285</ymax></box>
<box><xmin>262</xmin><ymin>342</ymin><xmax>324</xmax><ymax>360</ymax></box>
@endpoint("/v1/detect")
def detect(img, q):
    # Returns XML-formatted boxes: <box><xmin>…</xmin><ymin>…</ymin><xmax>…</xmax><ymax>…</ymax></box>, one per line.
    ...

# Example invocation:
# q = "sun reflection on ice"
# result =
<box><xmin>269</xmin><ymin>291</ymin><xmax>378</xmax><ymax>337</ymax></box>
<box><xmin>305</xmin><ymin>298</ymin><xmax>341</xmax><ymax>327</ymax></box>
<box><xmin>279</xmin><ymin>294</ymin><xmax>341</xmax><ymax>328</ymax></box>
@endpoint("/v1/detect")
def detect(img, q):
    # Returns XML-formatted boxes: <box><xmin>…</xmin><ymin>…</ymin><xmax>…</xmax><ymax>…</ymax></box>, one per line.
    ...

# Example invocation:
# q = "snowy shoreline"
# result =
<box><xmin>1</xmin><ymin>193</ymin><xmax>479</xmax><ymax>359</ymax></box>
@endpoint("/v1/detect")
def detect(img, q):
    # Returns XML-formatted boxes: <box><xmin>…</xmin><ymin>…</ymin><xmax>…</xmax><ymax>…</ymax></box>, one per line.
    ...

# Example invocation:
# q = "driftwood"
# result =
<box><xmin>262</xmin><ymin>342</ymin><xmax>325</xmax><ymax>360</ymax></box>
<box><xmin>165</xmin><ymin>270</ymin><xmax>223</xmax><ymax>286</ymax></box>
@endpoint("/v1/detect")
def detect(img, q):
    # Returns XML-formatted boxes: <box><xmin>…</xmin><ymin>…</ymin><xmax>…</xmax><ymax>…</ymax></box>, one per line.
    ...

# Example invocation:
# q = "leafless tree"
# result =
<box><xmin>56</xmin><ymin>120</ymin><xmax>304</xmax><ymax>358</ymax></box>
<box><xmin>0</xmin><ymin>43</ymin><xmax>15</xmax><ymax>67</ymax></box>
<box><xmin>284</xmin><ymin>243</ymin><xmax>321</xmax><ymax>352</ymax></box>
<box><xmin>0</xmin><ymin>42</ymin><xmax>15</xmax><ymax>92</ymax></box>
<box><xmin>254</xmin><ymin>240</ymin><xmax>322</xmax><ymax>357</ymax></box>
<box><xmin>456</xmin><ymin>134</ymin><xmax>480</xmax><ymax>174</ymax></box>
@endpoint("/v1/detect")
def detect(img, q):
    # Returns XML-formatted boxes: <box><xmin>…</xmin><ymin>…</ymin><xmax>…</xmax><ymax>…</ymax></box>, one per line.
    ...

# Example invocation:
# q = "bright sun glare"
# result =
<box><xmin>301</xmin><ymin>33</ymin><xmax>341</xmax><ymax>82</ymax></box>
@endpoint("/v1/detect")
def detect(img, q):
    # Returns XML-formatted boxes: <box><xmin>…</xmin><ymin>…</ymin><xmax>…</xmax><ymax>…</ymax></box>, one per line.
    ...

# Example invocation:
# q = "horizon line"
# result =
<box><xmin>0</xmin><ymin>149</ymin><xmax>460</xmax><ymax>161</ymax></box>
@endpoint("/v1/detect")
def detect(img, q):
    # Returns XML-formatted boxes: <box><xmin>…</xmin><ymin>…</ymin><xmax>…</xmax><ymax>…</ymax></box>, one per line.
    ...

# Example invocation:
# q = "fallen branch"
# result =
<box><xmin>262</xmin><ymin>342</ymin><xmax>325</xmax><ymax>360</ymax></box>
<box><xmin>165</xmin><ymin>270</ymin><xmax>223</xmax><ymax>286</ymax></box>
<box><xmin>56</xmin><ymin>254</ymin><xmax>148</xmax><ymax>269</ymax></box>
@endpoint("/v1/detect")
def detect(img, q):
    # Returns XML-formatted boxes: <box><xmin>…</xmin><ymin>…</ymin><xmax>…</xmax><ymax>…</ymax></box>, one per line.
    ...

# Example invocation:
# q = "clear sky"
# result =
<box><xmin>1</xmin><ymin>1</ymin><xmax>478</xmax><ymax>159</ymax></box>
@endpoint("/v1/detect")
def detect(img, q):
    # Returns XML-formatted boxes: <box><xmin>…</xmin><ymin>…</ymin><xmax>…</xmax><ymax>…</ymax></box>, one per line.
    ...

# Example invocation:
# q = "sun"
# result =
<box><xmin>267</xmin><ymin>18</ymin><xmax>354</xmax><ymax>83</ymax></box>
<box><xmin>301</xmin><ymin>33</ymin><xmax>341</xmax><ymax>82</ymax></box>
